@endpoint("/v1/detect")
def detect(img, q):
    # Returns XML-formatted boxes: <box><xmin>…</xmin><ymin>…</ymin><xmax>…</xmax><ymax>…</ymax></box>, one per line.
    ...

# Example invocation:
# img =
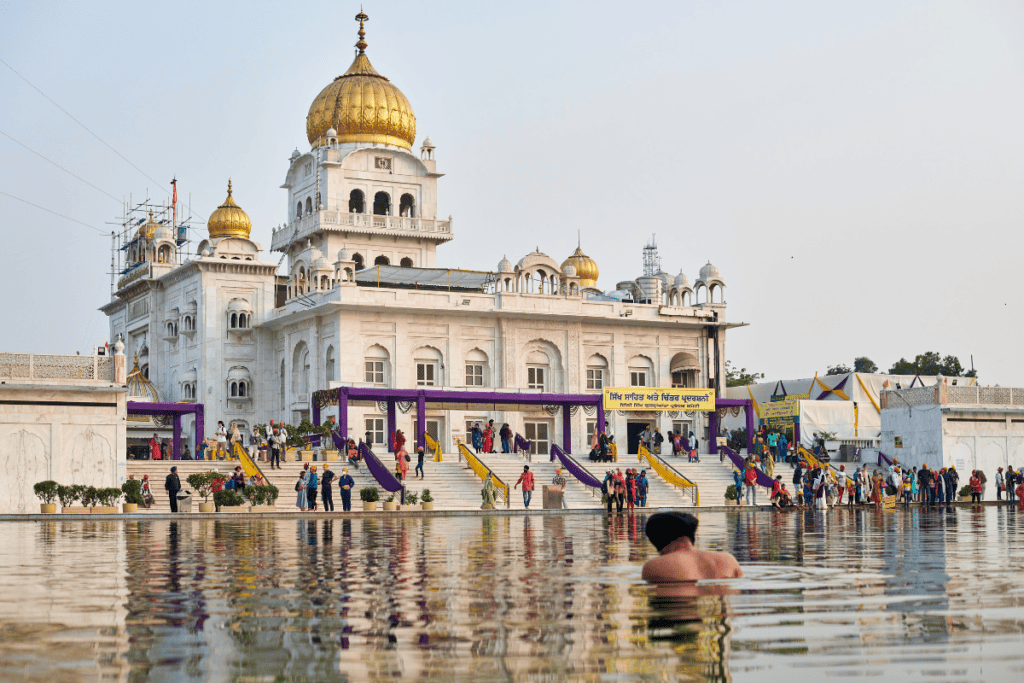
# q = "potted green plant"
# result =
<box><xmin>360</xmin><ymin>486</ymin><xmax>379</xmax><ymax>511</ymax></box>
<box><xmin>958</xmin><ymin>484</ymin><xmax>971</xmax><ymax>502</ymax></box>
<box><xmin>121</xmin><ymin>479</ymin><xmax>145</xmax><ymax>513</ymax></box>
<box><xmin>245</xmin><ymin>484</ymin><xmax>280</xmax><ymax>512</ymax></box>
<box><xmin>93</xmin><ymin>488</ymin><xmax>122</xmax><ymax>514</ymax></box>
<box><xmin>404</xmin><ymin>491</ymin><xmax>419</xmax><ymax>510</ymax></box>
<box><xmin>33</xmin><ymin>480</ymin><xmax>59</xmax><ymax>513</ymax></box>
<box><xmin>57</xmin><ymin>485</ymin><xmax>87</xmax><ymax>514</ymax></box>
<box><xmin>186</xmin><ymin>472</ymin><xmax>219</xmax><ymax>513</ymax></box>
<box><xmin>420</xmin><ymin>489</ymin><xmax>434</xmax><ymax>511</ymax></box>
<box><xmin>382</xmin><ymin>492</ymin><xmax>397</xmax><ymax>511</ymax></box>
<box><xmin>214</xmin><ymin>489</ymin><xmax>246</xmax><ymax>512</ymax></box>
<box><xmin>725</xmin><ymin>484</ymin><xmax>739</xmax><ymax>503</ymax></box>
<box><xmin>294</xmin><ymin>419</ymin><xmax>321</xmax><ymax>461</ymax></box>
<box><xmin>80</xmin><ymin>486</ymin><xmax>100</xmax><ymax>512</ymax></box>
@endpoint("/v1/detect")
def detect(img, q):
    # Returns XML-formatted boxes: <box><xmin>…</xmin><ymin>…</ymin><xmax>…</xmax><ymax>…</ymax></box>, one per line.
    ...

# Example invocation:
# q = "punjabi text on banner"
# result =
<box><xmin>603</xmin><ymin>387</ymin><xmax>716</xmax><ymax>412</ymax></box>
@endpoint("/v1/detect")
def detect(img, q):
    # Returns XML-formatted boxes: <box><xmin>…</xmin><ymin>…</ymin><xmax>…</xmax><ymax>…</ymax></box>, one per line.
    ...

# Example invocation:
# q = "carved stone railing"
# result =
<box><xmin>271</xmin><ymin>211</ymin><xmax>453</xmax><ymax>251</ymax></box>
<box><xmin>0</xmin><ymin>353</ymin><xmax>114</xmax><ymax>382</ymax></box>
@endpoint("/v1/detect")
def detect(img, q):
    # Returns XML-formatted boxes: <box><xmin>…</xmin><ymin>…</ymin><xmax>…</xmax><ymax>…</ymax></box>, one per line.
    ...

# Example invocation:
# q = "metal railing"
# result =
<box><xmin>456</xmin><ymin>440</ymin><xmax>510</xmax><ymax>508</ymax></box>
<box><xmin>638</xmin><ymin>445</ymin><xmax>699</xmax><ymax>506</ymax></box>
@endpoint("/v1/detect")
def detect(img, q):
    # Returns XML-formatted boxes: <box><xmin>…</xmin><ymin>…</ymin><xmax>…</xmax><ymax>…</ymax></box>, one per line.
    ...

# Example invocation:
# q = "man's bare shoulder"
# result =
<box><xmin>642</xmin><ymin>547</ymin><xmax>742</xmax><ymax>582</ymax></box>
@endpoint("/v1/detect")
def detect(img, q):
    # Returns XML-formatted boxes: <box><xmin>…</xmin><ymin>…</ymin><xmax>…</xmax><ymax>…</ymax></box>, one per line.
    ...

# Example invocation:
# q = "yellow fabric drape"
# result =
<box><xmin>424</xmin><ymin>433</ymin><xmax>443</xmax><ymax>462</ymax></box>
<box><xmin>457</xmin><ymin>442</ymin><xmax>509</xmax><ymax>502</ymax></box>
<box><xmin>638</xmin><ymin>445</ymin><xmax>699</xmax><ymax>505</ymax></box>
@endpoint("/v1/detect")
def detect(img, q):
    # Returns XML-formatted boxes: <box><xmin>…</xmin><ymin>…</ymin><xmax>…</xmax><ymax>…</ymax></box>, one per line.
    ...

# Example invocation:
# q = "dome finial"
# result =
<box><xmin>227</xmin><ymin>178</ymin><xmax>233</xmax><ymax>195</ymax></box>
<box><xmin>355</xmin><ymin>8</ymin><xmax>369</xmax><ymax>54</ymax></box>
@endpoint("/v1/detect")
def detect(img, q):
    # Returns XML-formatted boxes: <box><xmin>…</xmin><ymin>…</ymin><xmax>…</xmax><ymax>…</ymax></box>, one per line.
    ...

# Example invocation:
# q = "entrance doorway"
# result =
<box><xmin>627</xmin><ymin>421</ymin><xmax>650</xmax><ymax>454</ymax></box>
<box><xmin>524</xmin><ymin>421</ymin><xmax>551</xmax><ymax>457</ymax></box>
<box><xmin>425</xmin><ymin>419</ymin><xmax>442</xmax><ymax>449</ymax></box>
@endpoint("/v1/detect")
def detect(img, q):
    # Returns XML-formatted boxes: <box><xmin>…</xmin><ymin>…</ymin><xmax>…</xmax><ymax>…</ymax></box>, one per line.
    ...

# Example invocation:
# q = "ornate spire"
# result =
<box><xmin>355</xmin><ymin>8</ymin><xmax>369</xmax><ymax>54</ymax></box>
<box><xmin>227</xmin><ymin>178</ymin><xmax>233</xmax><ymax>196</ymax></box>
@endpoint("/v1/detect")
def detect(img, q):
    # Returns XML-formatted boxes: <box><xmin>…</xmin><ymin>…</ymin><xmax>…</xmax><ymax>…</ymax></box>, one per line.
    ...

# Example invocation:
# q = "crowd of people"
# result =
<box><xmin>600</xmin><ymin>468</ymin><xmax>650</xmax><ymax>513</ymax></box>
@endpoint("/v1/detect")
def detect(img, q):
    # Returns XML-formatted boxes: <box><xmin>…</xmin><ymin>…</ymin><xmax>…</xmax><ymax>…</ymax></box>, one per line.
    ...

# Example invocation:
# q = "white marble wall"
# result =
<box><xmin>0</xmin><ymin>388</ymin><xmax>126</xmax><ymax>513</ymax></box>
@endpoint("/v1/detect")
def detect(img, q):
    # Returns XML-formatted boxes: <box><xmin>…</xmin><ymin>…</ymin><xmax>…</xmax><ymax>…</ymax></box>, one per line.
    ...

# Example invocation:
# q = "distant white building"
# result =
<box><xmin>100</xmin><ymin>14</ymin><xmax>742</xmax><ymax>455</ymax></box>
<box><xmin>880</xmin><ymin>385</ymin><xmax>1024</xmax><ymax>473</ymax></box>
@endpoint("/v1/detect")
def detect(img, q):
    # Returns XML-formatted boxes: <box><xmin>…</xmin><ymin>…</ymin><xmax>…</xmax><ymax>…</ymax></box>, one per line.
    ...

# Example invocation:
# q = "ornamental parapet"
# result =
<box><xmin>271</xmin><ymin>211</ymin><xmax>453</xmax><ymax>252</ymax></box>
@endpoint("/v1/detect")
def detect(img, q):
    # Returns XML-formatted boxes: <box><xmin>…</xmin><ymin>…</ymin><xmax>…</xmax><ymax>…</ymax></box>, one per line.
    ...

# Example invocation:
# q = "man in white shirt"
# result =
<box><xmin>215</xmin><ymin>421</ymin><xmax>227</xmax><ymax>460</ymax></box>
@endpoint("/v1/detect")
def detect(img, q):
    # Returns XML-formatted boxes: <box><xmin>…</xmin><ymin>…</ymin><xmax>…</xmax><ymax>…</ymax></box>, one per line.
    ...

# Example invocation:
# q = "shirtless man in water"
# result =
<box><xmin>641</xmin><ymin>511</ymin><xmax>743</xmax><ymax>582</ymax></box>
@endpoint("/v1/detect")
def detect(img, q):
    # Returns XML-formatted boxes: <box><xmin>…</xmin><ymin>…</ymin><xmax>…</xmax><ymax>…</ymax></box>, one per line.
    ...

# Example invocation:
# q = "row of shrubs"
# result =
<box><xmin>183</xmin><ymin>471</ymin><xmax>280</xmax><ymax>508</ymax></box>
<box><xmin>358</xmin><ymin>488</ymin><xmax>433</xmax><ymax>504</ymax></box>
<box><xmin>33</xmin><ymin>480</ymin><xmax>144</xmax><ymax>508</ymax></box>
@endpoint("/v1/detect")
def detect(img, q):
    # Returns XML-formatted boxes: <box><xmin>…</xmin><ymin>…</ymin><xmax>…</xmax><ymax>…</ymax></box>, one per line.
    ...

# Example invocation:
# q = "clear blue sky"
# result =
<box><xmin>1</xmin><ymin>0</ymin><xmax>1022</xmax><ymax>383</ymax></box>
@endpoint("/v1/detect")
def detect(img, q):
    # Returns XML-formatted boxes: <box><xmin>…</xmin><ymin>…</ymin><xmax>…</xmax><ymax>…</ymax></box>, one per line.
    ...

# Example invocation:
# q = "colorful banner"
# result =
<box><xmin>603</xmin><ymin>387</ymin><xmax>715</xmax><ymax>412</ymax></box>
<box><xmin>760</xmin><ymin>398</ymin><xmax>799</xmax><ymax>426</ymax></box>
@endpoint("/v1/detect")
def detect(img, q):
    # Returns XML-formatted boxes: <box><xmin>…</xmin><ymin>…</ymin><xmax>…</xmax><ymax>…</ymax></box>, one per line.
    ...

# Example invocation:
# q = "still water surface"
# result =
<box><xmin>1</xmin><ymin>508</ymin><xmax>1023</xmax><ymax>682</ymax></box>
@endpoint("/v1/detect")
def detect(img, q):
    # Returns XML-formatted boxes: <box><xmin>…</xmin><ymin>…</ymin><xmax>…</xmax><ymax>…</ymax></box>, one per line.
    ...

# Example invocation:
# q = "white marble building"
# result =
<box><xmin>101</xmin><ymin>15</ymin><xmax>741</xmax><ymax>455</ymax></box>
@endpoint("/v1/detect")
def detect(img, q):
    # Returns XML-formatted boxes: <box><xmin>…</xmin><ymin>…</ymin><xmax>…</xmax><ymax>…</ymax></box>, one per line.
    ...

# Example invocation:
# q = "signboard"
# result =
<box><xmin>894</xmin><ymin>436</ymin><xmax>903</xmax><ymax>449</ymax></box>
<box><xmin>603</xmin><ymin>387</ymin><xmax>716</xmax><ymax>412</ymax></box>
<box><xmin>760</xmin><ymin>399</ymin><xmax>799</xmax><ymax>427</ymax></box>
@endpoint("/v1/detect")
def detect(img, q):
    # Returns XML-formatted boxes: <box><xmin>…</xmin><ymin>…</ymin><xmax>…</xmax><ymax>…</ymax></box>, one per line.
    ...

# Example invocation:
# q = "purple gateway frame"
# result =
<box><xmin>312</xmin><ymin>387</ymin><xmax>755</xmax><ymax>456</ymax></box>
<box><xmin>127</xmin><ymin>401</ymin><xmax>206</xmax><ymax>460</ymax></box>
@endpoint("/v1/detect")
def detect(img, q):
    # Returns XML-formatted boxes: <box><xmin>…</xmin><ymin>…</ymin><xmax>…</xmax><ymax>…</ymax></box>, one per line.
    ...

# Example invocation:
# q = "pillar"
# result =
<box><xmin>312</xmin><ymin>401</ymin><xmax>321</xmax><ymax>448</ymax></box>
<box><xmin>194</xmin><ymin>404</ymin><xmax>205</xmax><ymax>455</ymax></box>
<box><xmin>416</xmin><ymin>392</ymin><xmax>426</xmax><ymax>452</ymax></box>
<box><xmin>708</xmin><ymin>408</ymin><xmax>718</xmax><ymax>456</ymax></box>
<box><xmin>387</xmin><ymin>399</ymin><xmax>396</xmax><ymax>453</ymax></box>
<box><xmin>745</xmin><ymin>400</ymin><xmax>755</xmax><ymax>454</ymax></box>
<box><xmin>597</xmin><ymin>400</ymin><xmax>606</xmax><ymax>434</ymax></box>
<box><xmin>172</xmin><ymin>414</ymin><xmax>182</xmax><ymax>460</ymax></box>
<box><xmin>561</xmin><ymin>403</ymin><xmax>572</xmax><ymax>457</ymax></box>
<box><xmin>339</xmin><ymin>389</ymin><xmax>348</xmax><ymax>445</ymax></box>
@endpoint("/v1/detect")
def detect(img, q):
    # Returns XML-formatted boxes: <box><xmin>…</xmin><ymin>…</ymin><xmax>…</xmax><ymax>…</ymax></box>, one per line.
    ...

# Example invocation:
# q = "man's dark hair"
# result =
<box><xmin>524</xmin><ymin>465</ymin><xmax>529</xmax><ymax>471</ymax></box>
<box><xmin>644</xmin><ymin>512</ymin><xmax>698</xmax><ymax>552</ymax></box>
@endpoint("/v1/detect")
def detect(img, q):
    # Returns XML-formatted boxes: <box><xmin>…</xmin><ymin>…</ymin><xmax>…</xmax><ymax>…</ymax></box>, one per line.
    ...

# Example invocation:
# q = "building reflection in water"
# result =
<box><xmin>1</xmin><ymin>509</ymin><xmax>1023</xmax><ymax>681</ymax></box>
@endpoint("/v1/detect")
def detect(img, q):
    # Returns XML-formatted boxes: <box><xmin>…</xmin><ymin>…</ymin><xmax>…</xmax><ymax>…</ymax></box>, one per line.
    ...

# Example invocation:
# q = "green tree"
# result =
<box><xmin>853</xmin><ymin>356</ymin><xmax>878</xmax><ymax>373</ymax></box>
<box><xmin>725</xmin><ymin>361</ymin><xmax>764</xmax><ymax>387</ymax></box>
<box><xmin>826</xmin><ymin>364</ymin><xmax>852</xmax><ymax>376</ymax></box>
<box><xmin>887</xmin><ymin>352</ymin><xmax>973</xmax><ymax>377</ymax></box>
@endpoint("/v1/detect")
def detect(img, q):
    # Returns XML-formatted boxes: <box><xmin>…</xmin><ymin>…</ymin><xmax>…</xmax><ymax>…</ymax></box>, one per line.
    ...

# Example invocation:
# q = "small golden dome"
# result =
<box><xmin>126</xmin><ymin>353</ymin><xmax>159</xmax><ymax>402</ymax></box>
<box><xmin>562</xmin><ymin>246</ymin><xmax>600</xmax><ymax>288</ymax></box>
<box><xmin>135</xmin><ymin>209</ymin><xmax>160</xmax><ymax>241</ymax></box>
<box><xmin>305</xmin><ymin>11</ymin><xmax>416</xmax><ymax>150</ymax></box>
<box><xmin>207</xmin><ymin>179</ymin><xmax>252</xmax><ymax>239</ymax></box>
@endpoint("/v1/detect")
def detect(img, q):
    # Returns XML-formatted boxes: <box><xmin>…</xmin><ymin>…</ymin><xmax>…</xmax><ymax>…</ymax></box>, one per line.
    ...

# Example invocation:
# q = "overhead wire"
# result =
<box><xmin>0</xmin><ymin>129</ymin><xmax>122</xmax><ymax>203</ymax></box>
<box><xmin>0</xmin><ymin>190</ymin><xmax>107</xmax><ymax>235</ymax></box>
<box><xmin>0</xmin><ymin>56</ymin><xmax>170</xmax><ymax>196</ymax></box>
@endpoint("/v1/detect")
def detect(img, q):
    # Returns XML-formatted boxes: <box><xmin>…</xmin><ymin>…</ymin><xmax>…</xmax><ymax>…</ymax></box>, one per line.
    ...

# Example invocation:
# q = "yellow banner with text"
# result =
<box><xmin>603</xmin><ymin>387</ymin><xmax>716</xmax><ymax>412</ymax></box>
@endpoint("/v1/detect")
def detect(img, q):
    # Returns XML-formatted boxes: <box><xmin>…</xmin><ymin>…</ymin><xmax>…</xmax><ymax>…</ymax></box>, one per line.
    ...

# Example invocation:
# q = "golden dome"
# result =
<box><xmin>207</xmin><ymin>179</ymin><xmax>252</xmax><ymax>239</ymax></box>
<box><xmin>135</xmin><ymin>209</ymin><xmax>160</xmax><ymax>241</ymax></box>
<box><xmin>305</xmin><ymin>11</ymin><xmax>416</xmax><ymax>150</ymax></box>
<box><xmin>126</xmin><ymin>353</ymin><xmax>159</xmax><ymax>402</ymax></box>
<box><xmin>562</xmin><ymin>246</ymin><xmax>600</xmax><ymax>288</ymax></box>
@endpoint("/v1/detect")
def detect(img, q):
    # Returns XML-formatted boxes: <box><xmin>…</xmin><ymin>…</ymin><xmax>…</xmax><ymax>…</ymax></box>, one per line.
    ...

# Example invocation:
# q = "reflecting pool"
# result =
<box><xmin>2</xmin><ymin>507</ymin><xmax>1023</xmax><ymax>682</ymax></box>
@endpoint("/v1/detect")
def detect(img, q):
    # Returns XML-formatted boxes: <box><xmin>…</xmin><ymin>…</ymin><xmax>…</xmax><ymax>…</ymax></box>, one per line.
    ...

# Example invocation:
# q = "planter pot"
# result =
<box><xmin>421</xmin><ymin>502</ymin><xmax>434</xmax><ymax>511</ymax></box>
<box><xmin>251</xmin><ymin>505</ymin><xmax>276</xmax><ymax>512</ymax></box>
<box><xmin>959</xmin><ymin>496</ymin><xmax>971</xmax><ymax>503</ymax></box>
<box><xmin>481</xmin><ymin>504</ymin><xmax>495</xmax><ymax>510</ymax></box>
<box><xmin>40</xmin><ymin>503</ymin><xmax>57</xmax><ymax>514</ymax></box>
<box><xmin>382</xmin><ymin>501</ymin><xmax>397</xmax><ymax>511</ymax></box>
<box><xmin>824</xmin><ymin>440</ymin><xmax>840</xmax><ymax>452</ymax></box>
<box><xmin>362</xmin><ymin>501</ymin><xmax>377</xmax><ymax>511</ymax></box>
<box><xmin>300</xmin><ymin>450</ymin><xmax>314</xmax><ymax>462</ymax></box>
<box><xmin>198</xmin><ymin>502</ymin><xmax>216</xmax><ymax>513</ymax></box>
<box><xmin>63</xmin><ymin>507</ymin><xmax>90</xmax><ymax>514</ymax></box>
<box><xmin>91</xmin><ymin>506</ymin><xmax>118</xmax><ymax>514</ymax></box>
<box><xmin>321</xmin><ymin>450</ymin><xmax>338</xmax><ymax>461</ymax></box>
<box><xmin>220</xmin><ymin>506</ymin><xmax>248</xmax><ymax>513</ymax></box>
<box><xmin>122</xmin><ymin>503</ymin><xmax>138</xmax><ymax>514</ymax></box>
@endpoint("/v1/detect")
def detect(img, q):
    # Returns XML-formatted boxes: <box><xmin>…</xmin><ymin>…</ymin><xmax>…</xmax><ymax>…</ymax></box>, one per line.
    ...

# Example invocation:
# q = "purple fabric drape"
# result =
<box><xmin>359</xmin><ymin>443</ymin><xmax>405</xmax><ymax>504</ymax></box>
<box><xmin>551</xmin><ymin>444</ymin><xmax>602</xmax><ymax>489</ymax></box>
<box><xmin>720</xmin><ymin>446</ymin><xmax>773</xmax><ymax>488</ymax></box>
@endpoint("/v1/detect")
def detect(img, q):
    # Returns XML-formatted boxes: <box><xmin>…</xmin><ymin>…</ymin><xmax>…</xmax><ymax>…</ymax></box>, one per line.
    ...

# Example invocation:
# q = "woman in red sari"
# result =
<box><xmin>483</xmin><ymin>426</ymin><xmax>493</xmax><ymax>454</ymax></box>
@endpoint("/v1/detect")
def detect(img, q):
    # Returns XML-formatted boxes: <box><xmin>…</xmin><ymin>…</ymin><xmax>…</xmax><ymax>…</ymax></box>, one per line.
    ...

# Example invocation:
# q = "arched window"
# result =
<box><xmin>230</xmin><ymin>381</ymin><xmax>238</xmax><ymax>397</ymax></box>
<box><xmin>586</xmin><ymin>354</ymin><xmax>608</xmax><ymax>391</ymax></box>
<box><xmin>238</xmin><ymin>381</ymin><xmax>247</xmax><ymax>397</ymax></box>
<box><xmin>292</xmin><ymin>342</ymin><xmax>310</xmax><ymax>398</ymax></box>
<box><xmin>628</xmin><ymin>355</ymin><xmax>655</xmax><ymax>387</ymax></box>
<box><xmin>325</xmin><ymin>345</ymin><xmax>336</xmax><ymax>383</ymax></box>
<box><xmin>400</xmin><ymin>257</ymin><xmax>414</xmax><ymax>268</ymax></box>
<box><xmin>296</xmin><ymin>202</ymin><xmax>303</xmax><ymax>218</ymax></box>
<box><xmin>352</xmin><ymin>253</ymin><xmax>364</xmax><ymax>270</ymax></box>
<box><xmin>465</xmin><ymin>348</ymin><xmax>488</xmax><ymax>387</ymax></box>
<box><xmin>374</xmin><ymin>255</ymin><xmax>390</xmax><ymax>266</ymax></box>
<box><xmin>373</xmin><ymin>191</ymin><xmax>391</xmax><ymax>216</ymax></box>
<box><xmin>230</xmin><ymin>312</ymin><xmax>238</xmax><ymax>329</ymax></box>
<box><xmin>349</xmin><ymin>189</ymin><xmax>365</xmax><ymax>213</ymax></box>
<box><xmin>399</xmin><ymin>193</ymin><xmax>415</xmax><ymax>217</ymax></box>
<box><xmin>364</xmin><ymin>344</ymin><xmax>390</xmax><ymax>386</ymax></box>
<box><xmin>414</xmin><ymin>346</ymin><xmax>444</xmax><ymax>387</ymax></box>
<box><xmin>305</xmin><ymin>197</ymin><xmax>313</xmax><ymax>214</ymax></box>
